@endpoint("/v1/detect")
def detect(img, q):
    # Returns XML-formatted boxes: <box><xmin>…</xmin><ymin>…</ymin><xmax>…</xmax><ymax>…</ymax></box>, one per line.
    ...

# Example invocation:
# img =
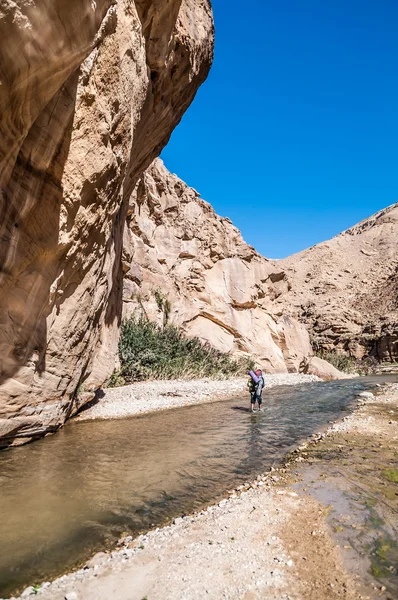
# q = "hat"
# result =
<box><xmin>255</xmin><ymin>369</ymin><xmax>262</xmax><ymax>375</ymax></box>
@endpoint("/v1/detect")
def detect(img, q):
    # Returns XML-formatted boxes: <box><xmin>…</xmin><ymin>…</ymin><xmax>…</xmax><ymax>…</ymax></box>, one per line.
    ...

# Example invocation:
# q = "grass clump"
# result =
<box><xmin>382</xmin><ymin>468</ymin><xmax>398</xmax><ymax>483</ymax></box>
<box><xmin>109</xmin><ymin>316</ymin><xmax>253</xmax><ymax>386</ymax></box>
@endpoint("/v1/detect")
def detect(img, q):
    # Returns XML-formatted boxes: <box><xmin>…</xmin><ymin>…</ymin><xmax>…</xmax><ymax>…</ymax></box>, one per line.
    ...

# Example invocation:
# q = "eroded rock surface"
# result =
<box><xmin>0</xmin><ymin>0</ymin><xmax>214</xmax><ymax>447</ymax></box>
<box><xmin>273</xmin><ymin>203</ymin><xmax>398</xmax><ymax>361</ymax></box>
<box><xmin>123</xmin><ymin>159</ymin><xmax>312</xmax><ymax>371</ymax></box>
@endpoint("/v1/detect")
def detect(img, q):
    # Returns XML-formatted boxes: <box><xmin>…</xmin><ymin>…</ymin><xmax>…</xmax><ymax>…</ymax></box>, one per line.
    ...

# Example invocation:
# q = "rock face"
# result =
<box><xmin>273</xmin><ymin>203</ymin><xmax>398</xmax><ymax>361</ymax></box>
<box><xmin>302</xmin><ymin>356</ymin><xmax>351</xmax><ymax>381</ymax></box>
<box><xmin>0</xmin><ymin>0</ymin><xmax>214</xmax><ymax>447</ymax></box>
<box><xmin>123</xmin><ymin>159</ymin><xmax>312</xmax><ymax>372</ymax></box>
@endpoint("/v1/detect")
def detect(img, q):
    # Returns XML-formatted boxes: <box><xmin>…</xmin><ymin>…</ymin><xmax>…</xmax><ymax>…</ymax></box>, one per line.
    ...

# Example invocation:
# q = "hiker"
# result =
<box><xmin>247</xmin><ymin>369</ymin><xmax>265</xmax><ymax>412</ymax></box>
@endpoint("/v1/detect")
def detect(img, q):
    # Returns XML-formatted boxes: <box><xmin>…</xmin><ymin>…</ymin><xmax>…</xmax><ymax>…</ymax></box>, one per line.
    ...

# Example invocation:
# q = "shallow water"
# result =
<box><xmin>0</xmin><ymin>375</ymin><xmax>392</xmax><ymax>596</ymax></box>
<box><xmin>294</xmin><ymin>397</ymin><xmax>398</xmax><ymax>598</ymax></box>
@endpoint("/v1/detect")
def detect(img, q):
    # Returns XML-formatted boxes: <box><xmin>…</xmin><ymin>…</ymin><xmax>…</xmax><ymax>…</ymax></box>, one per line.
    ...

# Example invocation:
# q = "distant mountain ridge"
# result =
<box><xmin>273</xmin><ymin>203</ymin><xmax>398</xmax><ymax>361</ymax></box>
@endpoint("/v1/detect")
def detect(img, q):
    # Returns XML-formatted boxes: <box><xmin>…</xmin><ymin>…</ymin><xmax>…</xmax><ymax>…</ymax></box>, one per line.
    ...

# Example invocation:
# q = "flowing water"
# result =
<box><xmin>0</xmin><ymin>376</ymin><xmax>392</xmax><ymax>597</ymax></box>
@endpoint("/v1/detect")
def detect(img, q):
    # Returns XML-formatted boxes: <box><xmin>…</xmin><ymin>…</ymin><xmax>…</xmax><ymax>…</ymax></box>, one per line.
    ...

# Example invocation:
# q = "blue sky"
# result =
<box><xmin>161</xmin><ymin>0</ymin><xmax>398</xmax><ymax>258</ymax></box>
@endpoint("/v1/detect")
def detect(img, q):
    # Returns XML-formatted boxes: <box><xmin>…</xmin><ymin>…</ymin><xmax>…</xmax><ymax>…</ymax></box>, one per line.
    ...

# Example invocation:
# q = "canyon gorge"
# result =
<box><xmin>0</xmin><ymin>0</ymin><xmax>396</xmax><ymax>450</ymax></box>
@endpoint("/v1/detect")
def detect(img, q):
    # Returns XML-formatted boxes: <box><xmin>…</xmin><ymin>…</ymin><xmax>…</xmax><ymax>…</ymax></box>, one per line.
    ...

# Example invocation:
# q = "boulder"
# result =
<box><xmin>305</xmin><ymin>357</ymin><xmax>350</xmax><ymax>381</ymax></box>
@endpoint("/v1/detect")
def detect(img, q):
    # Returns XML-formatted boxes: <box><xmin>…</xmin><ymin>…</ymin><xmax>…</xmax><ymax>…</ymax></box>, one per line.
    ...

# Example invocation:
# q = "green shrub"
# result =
<box><xmin>109</xmin><ymin>316</ymin><xmax>253</xmax><ymax>386</ymax></box>
<box><xmin>314</xmin><ymin>350</ymin><xmax>378</xmax><ymax>375</ymax></box>
<box><xmin>315</xmin><ymin>351</ymin><xmax>357</xmax><ymax>373</ymax></box>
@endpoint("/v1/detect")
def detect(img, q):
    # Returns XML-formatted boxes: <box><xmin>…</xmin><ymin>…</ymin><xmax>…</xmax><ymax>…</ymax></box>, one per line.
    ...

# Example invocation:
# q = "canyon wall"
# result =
<box><xmin>0</xmin><ymin>0</ymin><xmax>214</xmax><ymax>447</ymax></box>
<box><xmin>123</xmin><ymin>159</ymin><xmax>312</xmax><ymax>371</ymax></box>
<box><xmin>273</xmin><ymin>203</ymin><xmax>398</xmax><ymax>362</ymax></box>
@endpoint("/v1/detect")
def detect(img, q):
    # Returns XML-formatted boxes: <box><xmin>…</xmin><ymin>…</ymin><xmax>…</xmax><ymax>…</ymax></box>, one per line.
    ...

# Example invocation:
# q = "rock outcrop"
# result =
<box><xmin>0</xmin><ymin>0</ymin><xmax>214</xmax><ymax>447</ymax></box>
<box><xmin>302</xmin><ymin>356</ymin><xmax>351</xmax><ymax>381</ymax></box>
<box><xmin>123</xmin><ymin>159</ymin><xmax>312</xmax><ymax>371</ymax></box>
<box><xmin>273</xmin><ymin>203</ymin><xmax>398</xmax><ymax>361</ymax></box>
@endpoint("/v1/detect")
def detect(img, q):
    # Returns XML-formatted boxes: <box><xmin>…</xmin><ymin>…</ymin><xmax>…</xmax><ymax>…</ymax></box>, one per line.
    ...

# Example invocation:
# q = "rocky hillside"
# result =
<box><xmin>122</xmin><ymin>159</ymin><xmax>313</xmax><ymax>372</ymax></box>
<box><xmin>273</xmin><ymin>203</ymin><xmax>398</xmax><ymax>361</ymax></box>
<box><xmin>0</xmin><ymin>0</ymin><xmax>214</xmax><ymax>447</ymax></box>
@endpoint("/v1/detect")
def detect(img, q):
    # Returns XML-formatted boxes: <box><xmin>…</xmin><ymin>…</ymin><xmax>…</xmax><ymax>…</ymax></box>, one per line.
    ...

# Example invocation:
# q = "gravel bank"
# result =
<box><xmin>13</xmin><ymin>470</ymin><xmax>359</xmax><ymax>600</ymax></box>
<box><xmin>76</xmin><ymin>373</ymin><xmax>319</xmax><ymax>421</ymax></box>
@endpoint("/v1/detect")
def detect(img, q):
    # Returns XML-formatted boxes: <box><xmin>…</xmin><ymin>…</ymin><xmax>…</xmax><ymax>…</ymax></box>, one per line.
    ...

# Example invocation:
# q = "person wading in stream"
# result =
<box><xmin>247</xmin><ymin>369</ymin><xmax>265</xmax><ymax>412</ymax></box>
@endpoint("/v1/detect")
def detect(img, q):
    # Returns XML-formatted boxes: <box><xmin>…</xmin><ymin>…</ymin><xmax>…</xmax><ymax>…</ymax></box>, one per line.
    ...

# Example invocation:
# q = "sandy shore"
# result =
<box><xmin>75</xmin><ymin>373</ymin><xmax>320</xmax><ymax>422</ymax></box>
<box><xmin>12</xmin><ymin>382</ymin><xmax>398</xmax><ymax>600</ymax></box>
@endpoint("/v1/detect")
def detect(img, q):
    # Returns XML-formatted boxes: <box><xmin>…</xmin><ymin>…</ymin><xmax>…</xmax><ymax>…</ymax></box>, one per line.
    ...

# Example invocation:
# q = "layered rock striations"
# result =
<box><xmin>0</xmin><ymin>0</ymin><xmax>214</xmax><ymax>447</ymax></box>
<box><xmin>273</xmin><ymin>203</ymin><xmax>398</xmax><ymax>361</ymax></box>
<box><xmin>123</xmin><ymin>159</ymin><xmax>312</xmax><ymax>372</ymax></box>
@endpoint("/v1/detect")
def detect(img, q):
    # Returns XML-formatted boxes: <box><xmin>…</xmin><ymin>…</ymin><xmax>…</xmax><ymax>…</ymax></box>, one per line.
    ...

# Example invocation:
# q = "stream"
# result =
<box><xmin>0</xmin><ymin>375</ymin><xmax>393</xmax><ymax>597</ymax></box>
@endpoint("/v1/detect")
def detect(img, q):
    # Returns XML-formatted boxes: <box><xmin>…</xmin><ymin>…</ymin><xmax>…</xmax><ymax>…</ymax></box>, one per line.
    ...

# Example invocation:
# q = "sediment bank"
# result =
<box><xmin>76</xmin><ymin>373</ymin><xmax>319</xmax><ymax>422</ymax></box>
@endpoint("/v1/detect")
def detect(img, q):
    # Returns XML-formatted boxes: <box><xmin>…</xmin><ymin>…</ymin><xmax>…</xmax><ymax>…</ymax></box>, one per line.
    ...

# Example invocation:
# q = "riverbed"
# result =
<box><xmin>0</xmin><ymin>375</ymin><xmax>394</xmax><ymax>597</ymax></box>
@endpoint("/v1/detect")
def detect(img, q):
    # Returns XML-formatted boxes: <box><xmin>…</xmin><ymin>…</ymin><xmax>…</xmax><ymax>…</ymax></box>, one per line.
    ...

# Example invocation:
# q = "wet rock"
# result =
<box><xmin>118</xmin><ymin>535</ymin><xmax>133</xmax><ymax>546</ymax></box>
<box><xmin>357</xmin><ymin>392</ymin><xmax>374</xmax><ymax>399</ymax></box>
<box><xmin>85</xmin><ymin>552</ymin><xmax>108</xmax><ymax>568</ymax></box>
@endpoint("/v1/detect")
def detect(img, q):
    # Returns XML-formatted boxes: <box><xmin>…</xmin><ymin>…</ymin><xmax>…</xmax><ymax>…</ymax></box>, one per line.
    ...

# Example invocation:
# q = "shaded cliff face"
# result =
<box><xmin>273</xmin><ymin>204</ymin><xmax>398</xmax><ymax>361</ymax></box>
<box><xmin>123</xmin><ymin>159</ymin><xmax>312</xmax><ymax>372</ymax></box>
<box><xmin>0</xmin><ymin>0</ymin><xmax>214</xmax><ymax>447</ymax></box>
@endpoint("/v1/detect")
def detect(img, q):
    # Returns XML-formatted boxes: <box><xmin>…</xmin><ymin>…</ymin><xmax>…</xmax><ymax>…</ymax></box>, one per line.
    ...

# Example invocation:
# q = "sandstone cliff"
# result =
<box><xmin>123</xmin><ymin>159</ymin><xmax>312</xmax><ymax>372</ymax></box>
<box><xmin>273</xmin><ymin>203</ymin><xmax>398</xmax><ymax>361</ymax></box>
<box><xmin>0</xmin><ymin>0</ymin><xmax>214</xmax><ymax>447</ymax></box>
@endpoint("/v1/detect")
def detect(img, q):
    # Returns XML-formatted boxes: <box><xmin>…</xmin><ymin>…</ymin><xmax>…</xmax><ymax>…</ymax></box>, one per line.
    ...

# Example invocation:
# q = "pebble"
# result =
<box><xmin>118</xmin><ymin>535</ymin><xmax>132</xmax><ymax>545</ymax></box>
<box><xmin>85</xmin><ymin>552</ymin><xmax>108</xmax><ymax>568</ymax></box>
<box><xmin>357</xmin><ymin>391</ymin><xmax>374</xmax><ymax>399</ymax></box>
<box><xmin>64</xmin><ymin>593</ymin><xmax>78</xmax><ymax>600</ymax></box>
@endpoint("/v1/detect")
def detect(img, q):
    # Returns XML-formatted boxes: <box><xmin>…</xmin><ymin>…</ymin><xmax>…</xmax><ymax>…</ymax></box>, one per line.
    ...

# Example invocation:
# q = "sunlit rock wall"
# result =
<box><xmin>0</xmin><ymin>0</ymin><xmax>214</xmax><ymax>446</ymax></box>
<box><xmin>123</xmin><ymin>159</ymin><xmax>312</xmax><ymax>371</ymax></box>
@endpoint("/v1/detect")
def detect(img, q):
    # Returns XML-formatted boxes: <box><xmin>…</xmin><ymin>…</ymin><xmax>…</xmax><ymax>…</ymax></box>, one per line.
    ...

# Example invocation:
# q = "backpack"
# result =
<box><xmin>248</xmin><ymin>376</ymin><xmax>263</xmax><ymax>394</ymax></box>
<box><xmin>247</xmin><ymin>378</ymin><xmax>255</xmax><ymax>392</ymax></box>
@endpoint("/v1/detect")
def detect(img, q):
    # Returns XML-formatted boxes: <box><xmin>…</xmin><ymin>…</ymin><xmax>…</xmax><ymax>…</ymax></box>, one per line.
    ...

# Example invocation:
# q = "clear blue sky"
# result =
<box><xmin>161</xmin><ymin>0</ymin><xmax>398</xmax><ymax>258</ymax></box>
